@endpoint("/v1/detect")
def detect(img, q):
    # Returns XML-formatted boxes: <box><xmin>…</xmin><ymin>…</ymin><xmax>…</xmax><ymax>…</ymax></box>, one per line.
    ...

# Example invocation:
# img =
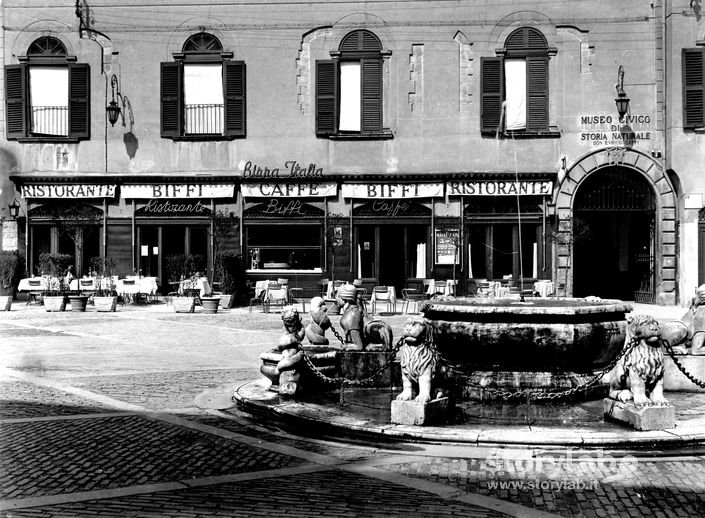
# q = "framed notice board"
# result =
<box><xmin>435</xmin><ymin>228</ymin><xmax>459</xmax><ymax>265</ymax></box>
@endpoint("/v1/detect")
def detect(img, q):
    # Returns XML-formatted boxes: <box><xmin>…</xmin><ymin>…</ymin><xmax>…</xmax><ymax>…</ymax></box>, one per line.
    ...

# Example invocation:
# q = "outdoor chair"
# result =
<box><xmin>287</xmin><ymin>287</ymin><xmax>305</xmax><ymax>312</ymax></box>
<box><xmin>402</xmin><ymin>280</ymin><xmax>426</xmax><ymax>314</ymax></box>
<box><xmin>26</xmin><ymin>279</ymin><xmax>43</xmax><ymax>305</ymax></box>
<box><xmin>371</xmin><ymin>286</ymin><xmax>394</xmax><ymax>315</ymax></box>
<box><xmin>431</xmin><ymin>280</ymin><xmax>448</xmax><ymax>297</ymax></box>
<box><xmin>264</xmin><ymin>282</ymin><xmax>287</xmax><ymax>313</ymax></box>
<box><xmin>249</xmin><ymin>290</ymin><xmax>265</xmax><ymax>313</ymax></box>
<box><xmin>319</xmin><ymin>278</ymin><xmax>330</xmax><ymax>298</ymax></box>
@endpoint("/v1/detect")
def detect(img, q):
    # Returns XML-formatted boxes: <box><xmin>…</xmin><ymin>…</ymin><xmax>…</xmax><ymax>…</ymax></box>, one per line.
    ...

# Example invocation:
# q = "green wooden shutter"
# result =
<box><xmin>683</xmin><ymin>48</ymin><xmax>705</xmax><ymax>129</ymax></box>
<box><xmin>224</xmin><ymin>61</ymin><xmax>246</xmax><ymax>137</ymax></box>
<box><xmin>527</xmin><ymin>56</ymin><xmax>549</xmax><ymax>132</ymax></box>
<box><xmin>361</xmin><ymin>59</ymin><xmax>382</xmax><ymax>133</ymax></box>
<box><xmin>161</xmin><ymin>62</ymin><xmax>182</xmax><ymax>137</ymax></box>
<box><xmin>316</xmin><ymin>60</ymin><xmax>337</xmax><ymax>136</ymax></box>
<box><xmin>480</xmin><ymin>57</ymin><xmax>504</xmax><ymax>133</ymax></box>
<box><xmin>5</xmin><ymin>64</ymin><xmax>27</xmax><ymax>139</ymax></box>
<box><xmin>68</xmin><ymin>63</ymin><xmax>90</xmax><ymax>139</ymax></box>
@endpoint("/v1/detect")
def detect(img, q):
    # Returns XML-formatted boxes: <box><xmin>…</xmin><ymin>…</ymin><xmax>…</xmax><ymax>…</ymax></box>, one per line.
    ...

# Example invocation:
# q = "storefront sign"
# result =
<box><xmin>435</xmin><ymin>228</ymin><xmax>460</xmax><ymax>265</ymax></box>
<box><xmin>135</xmin><ymin>199</ymin><xmax>211</xmax><ymax>216</ymax></box>
<box><xmin>121</xmin><ymin>184</ymin><xmax>234</xmax><ymax>199</ymax></box>
<box><xmin>20</xmin><ymin>184</ymin><xmax>116</xmax><ymax>198</ymax></box>
<box><xmin>242</xmin><ymin>160</ymin><xmax>324</xmax><ymax>178</ymax></box>
<box><xmin>578</xmin><ymin>113</ymin><xmax>652</xmax><ymax>147</ymax></box>
<box><xmin>342</xmin><ymin>183</ymin><xmax>444</xmax><ymax>199</ymax></box>
<box><xmin>241</xmin><ymin>182</ymin><xmax>336</xmax><ymax>198</ymax></box>
<box><xmin>448</xmin><ymin>180</ymin><xmax>552</xmax><ymax>196</ymax></box>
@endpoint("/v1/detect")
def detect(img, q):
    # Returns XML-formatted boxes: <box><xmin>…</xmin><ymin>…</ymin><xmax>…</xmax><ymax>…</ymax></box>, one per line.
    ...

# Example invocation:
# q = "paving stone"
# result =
<box><xmin>0</xmin><ymin>414</ymin><xmax>308</xmax><ymax>499</ymax></box>
<box><xmin>0</xmin><ymin>381</ymin><xmax>113</xmax><ymax>419</ymax></box>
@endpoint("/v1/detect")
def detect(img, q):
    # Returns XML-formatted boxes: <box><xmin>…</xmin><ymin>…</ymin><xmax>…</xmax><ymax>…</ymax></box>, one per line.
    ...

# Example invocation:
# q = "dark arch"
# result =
<box><xmin>182</xmin><ymin>32</ymin><xmax>223</xmax><ymax>53</ymax></box>
<box><xmin>28</xmin><ymin>36</ymin><xmax>67</xmax><ymax>56</ymax></box>
<box><xmin>339</xmin><ymin>29</ymin><xmax>382</xmax><ymax>53</ymax></box>
<box><xmin>574</xmin><ymin>167</ymin><xmax>656</xmax><ymax>211</ymax></box>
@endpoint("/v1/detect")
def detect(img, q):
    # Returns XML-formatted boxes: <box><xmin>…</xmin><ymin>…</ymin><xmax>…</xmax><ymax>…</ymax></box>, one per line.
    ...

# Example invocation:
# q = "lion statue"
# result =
<box><xmin>396</xmin><ymin>316</ymin><xmax>443</xmax><ymax>404</ymax></box>
<box><xmin>337</xmin><ymin>284</ymin><xmax>393</xmax><ymax>351</ymax></box>
<box><xmin>609</xmin><ymin>314</ymin><xmax>670</xmax><ymax>406</ymax></box>
<box><xmin>305</xmin><ymin>296</ymin><xmax>331</xmax><ymax>345</ymax></box>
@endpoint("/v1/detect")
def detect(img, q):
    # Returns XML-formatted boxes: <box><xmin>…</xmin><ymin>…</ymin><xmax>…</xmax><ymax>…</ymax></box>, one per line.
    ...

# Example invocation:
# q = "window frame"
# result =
<box><xmin>315</xmin><ymin>29</ymin><xmax>392</xmax><ymax>140</ymax></box>
<box><xmin>481</xmin><ymin>27</ymin><xmax>558</xmax><ymax>139</ymax></box>
<box><xmin>682</xmin><ymin>47</ymin><xmax>705</xmax><ymax>130</ymax></box>
<box><xmin>160</xmin><ymin>33</ymin><xmax>245</xmax><ymax>141</ymax></box>
<box><xmin>5</xmin><ymin>37</ymin><xmax>90</xmax><ymax>142</ymax></box>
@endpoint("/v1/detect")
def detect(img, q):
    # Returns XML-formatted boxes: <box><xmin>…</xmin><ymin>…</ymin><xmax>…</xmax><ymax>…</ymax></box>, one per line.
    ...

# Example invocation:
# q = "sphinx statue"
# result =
<box><xmin>336</xmin><ymin>283</ymin><xmax>393</xmax><ymax>351</ymax></box>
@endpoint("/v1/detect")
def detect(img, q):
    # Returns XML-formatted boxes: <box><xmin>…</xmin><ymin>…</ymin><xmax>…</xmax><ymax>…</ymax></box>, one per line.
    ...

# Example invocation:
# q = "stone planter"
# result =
<box><xmin>44</xmin><ymin>295</ymin><xmax>67</xmax><ymax>312</ymax></box>
<box><xmin>68</xmin><ymin>295</ymin><xmax>89</xmax><ymax>312</ymax></box>
<box><xmin>1</xmin><ymin>294</ymin><xmax>12</xmax><ymax>311</ymax></box>
<box><xmin>200</xmin><ymin>296</ymin><xmax>220</xmax><ymax>314</ymax></box>
<box><xmin>219</xmin><ymin>294</ymin><xmax>233</xmax><ymax>309</ymax></box>
<box><xmin>173</xmin><ymin>297</ymin><xmax>196</xmax><ymax>313</ymax></box>
<box><xmin>94</xmin><ymin>296</ymin><xmax>118</xmax><ymax>312</ymax></box>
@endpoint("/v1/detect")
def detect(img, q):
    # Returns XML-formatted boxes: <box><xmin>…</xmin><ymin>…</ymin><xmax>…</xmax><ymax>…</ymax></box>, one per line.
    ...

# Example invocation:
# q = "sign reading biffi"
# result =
<box><xmin>121</xmin><ymin>184</ymin><xmax>234</xmax><ymax>199</ymax></box>
<box><xmin>342</xmin><ymin>183</ymin><xmax>444</xmax><ymax>199</ymax></box>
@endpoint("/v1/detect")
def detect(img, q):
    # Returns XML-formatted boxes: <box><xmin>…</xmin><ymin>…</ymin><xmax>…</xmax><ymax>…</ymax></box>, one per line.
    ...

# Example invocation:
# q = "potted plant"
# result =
<box><xmin>38</xmin><ymin>253</ymin><xmax>73</xmax><ymax>312</ymax></box>
<box><xmin>215</xmin><ymin>251</ymin><xmax>245</xmax><ymax>309</ymax></box>
<box><xmin>0</xmin><ymin>251</ymin><xmax>23</xmax><ymax>311</ymax></box>
<box><xmin>90</xmin><ymin>256</ymin><xmax>118</xmax><ymax>312</ymax></box>
<box><xmin>172</xmin><ymin>269</ymin><xmax>198</xmax><ymax>313</ymax></box>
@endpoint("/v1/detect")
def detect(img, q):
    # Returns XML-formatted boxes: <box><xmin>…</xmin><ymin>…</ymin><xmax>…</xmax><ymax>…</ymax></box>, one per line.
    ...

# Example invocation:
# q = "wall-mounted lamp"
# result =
<box><xmin>614</xmin><ymin>65</ymin><xmax>630</xmax><ymax>122</ymax></box>
<box><xmin>106</xmin><ymin>74</ymin><xmax>127</xmax><ymax>127</ymax></box>
<box><xmin>8</xmin><ymin>199</ymin><xmax>20</xmax><ymax>220</ymax></box>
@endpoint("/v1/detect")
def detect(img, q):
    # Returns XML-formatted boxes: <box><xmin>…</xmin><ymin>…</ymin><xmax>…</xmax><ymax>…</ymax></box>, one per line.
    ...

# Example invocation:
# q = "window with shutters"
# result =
<box><xmin>5</xmin><ymin>36</ymin><xmax>90</xmax><ymax>142</ymax></box>
<box><xmin>682</xmin><ymin>48</ymin><xmax>705</xmax><ymax>130</ymax></box>
<box><xmin>481</xmin><ymin>27</ymin><xmax>558</xmax><ymax>138</ymax></box>
<box><xmin>161</xmin><ymin>32</ymin><xmax>245</xmax><ymax>140</ymax></box>
<box><xmin>315</xmin><ymin>30</ymin><xmax>392</xmax><ymax>139</ymax></box>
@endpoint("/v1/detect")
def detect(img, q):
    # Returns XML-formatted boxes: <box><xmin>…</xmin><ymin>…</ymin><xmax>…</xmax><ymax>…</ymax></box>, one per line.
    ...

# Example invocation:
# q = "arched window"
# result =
<box><xmin>315</xmin><ymin>29</ymin><xmax>391</xmax><ymax>138</ymax></box>
<box><xmin>481</xmin><ymin>27</ymin><xmax>555</xmax><ymax>136</ymax></box>
<box><xmin>5</xmin><ymin>36</ymin><xmax>90</xmax><ymax>141</ymax></box>
<box><xmin>160</xmin><ymin>32</ymin><xmax>245</xmax><ymax>139</ymax></box>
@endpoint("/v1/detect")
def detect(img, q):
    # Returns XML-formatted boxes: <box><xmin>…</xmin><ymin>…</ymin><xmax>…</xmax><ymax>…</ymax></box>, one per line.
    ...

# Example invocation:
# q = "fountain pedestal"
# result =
<box><xmin>603</xmin><ymin>399</ymin><xmax>675</xmax><ymax>431</ymax></box>
<box><xmin>391</xmin><ymin>397</ymin><xmax>450</xmax><ymax>426</ymax></box>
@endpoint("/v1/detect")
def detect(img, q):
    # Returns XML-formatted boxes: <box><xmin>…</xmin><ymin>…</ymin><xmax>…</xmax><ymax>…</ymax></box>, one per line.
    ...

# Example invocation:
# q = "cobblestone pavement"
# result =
<box><xmin>0</xmin><ymin>303</ymin><xmax>703</xmax><ymax>517</ymax></box>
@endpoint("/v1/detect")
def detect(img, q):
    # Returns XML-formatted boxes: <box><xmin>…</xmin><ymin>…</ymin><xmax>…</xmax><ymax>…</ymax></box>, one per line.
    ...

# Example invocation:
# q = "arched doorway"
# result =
<box><xmin>573</xmin><ymin>166</ymin><xmax>656</xmax><ymax>301</ymax></box>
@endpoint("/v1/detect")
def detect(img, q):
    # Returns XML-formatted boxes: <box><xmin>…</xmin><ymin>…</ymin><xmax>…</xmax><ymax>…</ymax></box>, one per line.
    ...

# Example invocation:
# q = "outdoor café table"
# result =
<box><xmin>116</xmin><ymin>277</ymin><xmax>158</xmax><ymax>303</ymax></box>
<box><xmin>533</xmin><ymin>280</ymin><xmax>555</xmax><ymax>297</ymax></box>
<box><xmin>425</xmin><ymin>279</ymin><xmax>457</xmax><ymax>296</ymax></box>
<box><xmin>179</xmin><ymin>277</ymin><xmax>211</xmax><ymax>298</ymax></box>
<box><xmin>17</xmin><ymin>277</ymin><xmax>48</xmax><ymax>292</ymax></box>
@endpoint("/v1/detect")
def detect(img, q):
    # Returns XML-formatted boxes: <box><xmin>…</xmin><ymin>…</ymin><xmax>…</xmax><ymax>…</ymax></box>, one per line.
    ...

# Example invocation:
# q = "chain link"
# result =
<box><xmin>663</xmin><ymin>337</ymin><xmax>705</xmax><ymax>389</ymax></box>
<box><xmin>437</xmin><ymin>335</ymin><xmax>640</xmax><ymax>403</ymax></box>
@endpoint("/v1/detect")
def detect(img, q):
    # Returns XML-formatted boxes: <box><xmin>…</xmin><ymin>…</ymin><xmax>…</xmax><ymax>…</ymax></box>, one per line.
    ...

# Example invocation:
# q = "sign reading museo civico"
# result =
<box><xmin>578</xmin><ymin>113</ymin><xmax>652</xmax><ymax>147</ymax></box>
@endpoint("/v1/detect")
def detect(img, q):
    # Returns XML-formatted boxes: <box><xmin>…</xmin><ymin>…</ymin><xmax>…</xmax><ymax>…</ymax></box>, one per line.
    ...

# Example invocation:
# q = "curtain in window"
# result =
<box><xmin>30</xmin><ymin>67</ymin><xmax>68</xmax><ymax>135</ymax></box>
<box><xmin>184</xmin><ymin>64</ymin><xmax>224</xmax><ymax>134</ymax></box>
<box><xmin>504</xmin><ymin>60</ymin><xmax>526</xmax><ymax>130</ymax></box>
<box><xmin>415</xmin><ymin>243</ymin><xmax>426</xmax><ymax>279</ymax></box>
<box><xmin>468</xmin><ymin>244</ymin><xmax>473</xmax><ymax>278</ymax></box>
<box><xmin>339</xmin><ymin>62</ymin><xmax>361</xmax><ymax>131</ymax></box>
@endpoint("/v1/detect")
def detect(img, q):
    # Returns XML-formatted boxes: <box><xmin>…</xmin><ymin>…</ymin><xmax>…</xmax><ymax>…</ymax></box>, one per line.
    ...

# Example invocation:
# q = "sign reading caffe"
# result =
<box><xmin>241</xmin><ymin>182</ymin><xmax>336</xmax><ymax>198</ymax></box>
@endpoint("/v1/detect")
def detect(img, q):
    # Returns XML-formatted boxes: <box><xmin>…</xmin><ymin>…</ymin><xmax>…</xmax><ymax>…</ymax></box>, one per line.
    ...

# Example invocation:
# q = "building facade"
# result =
<box><xmin>0</xmin><ymin>0</ymin><xmax>702</xmax><ymax>305</ymax></box>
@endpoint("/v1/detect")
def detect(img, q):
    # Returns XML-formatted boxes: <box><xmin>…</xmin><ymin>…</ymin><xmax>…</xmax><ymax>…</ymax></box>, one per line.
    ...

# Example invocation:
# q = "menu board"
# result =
<box><xmin>435</xmin><ymin>228</ymin><xmax>459</xmax><ymax>265</ymax></box>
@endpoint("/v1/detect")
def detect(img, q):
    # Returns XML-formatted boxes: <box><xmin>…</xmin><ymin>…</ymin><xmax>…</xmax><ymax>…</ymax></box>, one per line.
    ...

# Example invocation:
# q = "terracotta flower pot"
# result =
<box><xmin>94</xmin><ymin>296</ymin><xmax>118</xmax><ymax>312</ymax></box>
<box><xmin>44</xmin><ymin>295</ymin><xmax>67</xmax><ymax>312</ymax></box>
<box><xmin>200</xmin><ymin>296</ymin><xmax>220</xmax><ymax>314</ymax></box>
<box><xmin>68</xmin><ymin>295</ymin><xmax>89</xmax><ymax>312</ymax></box>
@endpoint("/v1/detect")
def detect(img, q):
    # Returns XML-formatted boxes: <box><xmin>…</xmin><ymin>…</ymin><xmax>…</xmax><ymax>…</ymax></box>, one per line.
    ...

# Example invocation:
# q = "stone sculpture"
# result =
<box><xmin>336</xmin><ymin>284</ymin><xmax>393</xmax><ymax>351</ymax></box>
<box><xmin>396</xmin><ymin>316</ymin><xmax>441</xmax><ymax>403</ymax></box>
<box><xmin>305</xmin><ymin>296</ymin><xmax>331</xmax><ymax>345</ymax></box>
<box><xmin>608</xmin><ymin>314</ymin><xmax>669</xmax><ymax>406</ymax></box>
<box><xmin>675</xmin><ymin>284</ymin><xmax>705</xmax><ymax>355</ymax></box>
<box><xmin>275</xmin><ymin>306</ymin><xmax>306</xmax><ymax>396</ymax></box>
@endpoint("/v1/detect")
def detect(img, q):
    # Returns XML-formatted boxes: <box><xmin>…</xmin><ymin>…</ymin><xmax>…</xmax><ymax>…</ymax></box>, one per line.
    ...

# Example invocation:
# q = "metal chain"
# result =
<box><xmin>330</xmin><ymin>325</ymin><xmax>346</xmax><ymax>346</ymax></box>
<box><xmin>663</xmin><ymin>336</ymin><xmax>705</xmax><ymax>389</ymax></box>
<box><xmin>436</xmin><ymin>335</ymin><xmax>640</xmax><ymax>403</ymax></box>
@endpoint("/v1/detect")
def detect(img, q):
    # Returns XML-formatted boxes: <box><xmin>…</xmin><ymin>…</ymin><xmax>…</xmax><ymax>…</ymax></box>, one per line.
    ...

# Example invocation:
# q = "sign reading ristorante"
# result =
<box><xmin>241</xmin><ymin>182</ymin><xmax>336</xmax><ymax>197</ymax></box>
<box><xmin>21</xmin><ymin>184</ymin><xmax>116</xmax><ymax>198</ymax></box>
<box><xmin>121</xmin><ymin>184</ymin><xmax>234</xmax><ymax>199</ymax></box>
<box><xmin>447</xmin><ymin>180</ymin><xmax>552</xmax><ymax>196</ymax></box>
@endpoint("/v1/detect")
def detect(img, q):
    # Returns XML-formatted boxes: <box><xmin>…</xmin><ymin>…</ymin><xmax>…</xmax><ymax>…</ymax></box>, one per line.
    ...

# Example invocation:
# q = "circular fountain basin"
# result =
<box><xmin>421</xmin><ymin>297</ymin><xmax>632</xmax><ymax>373</ymax></box>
